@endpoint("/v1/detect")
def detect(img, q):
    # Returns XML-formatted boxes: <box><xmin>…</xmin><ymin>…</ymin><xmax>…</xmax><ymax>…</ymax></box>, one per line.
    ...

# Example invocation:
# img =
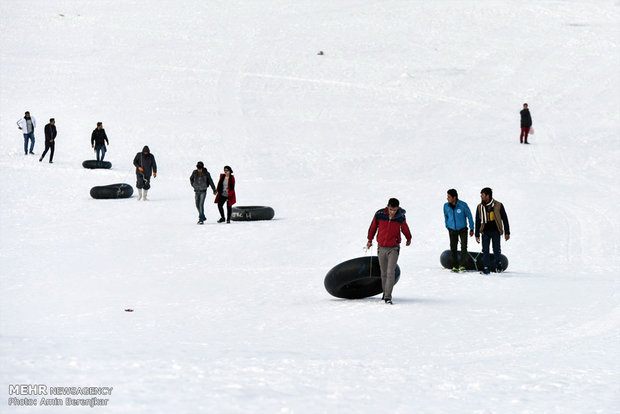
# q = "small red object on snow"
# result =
<box><xmin>125</xmin><ymin>309</ymin><xmax>134</xmax><ymax>312</ymax></box>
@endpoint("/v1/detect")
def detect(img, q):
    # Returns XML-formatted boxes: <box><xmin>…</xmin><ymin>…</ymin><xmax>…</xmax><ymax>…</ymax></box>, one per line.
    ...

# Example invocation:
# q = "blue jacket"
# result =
<box><xmin>444</xmin><ymin>199</ymin><xmax>474</xmax><ymax>231</ymax></box>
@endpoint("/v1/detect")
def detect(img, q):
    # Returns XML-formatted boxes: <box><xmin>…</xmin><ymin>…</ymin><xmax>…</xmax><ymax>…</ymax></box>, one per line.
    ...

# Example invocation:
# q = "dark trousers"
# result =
<box><xmin>481</xmin><ymin>230</ymin><xmax>501</xmax><ymax>269</ymax></box>
<box><xmin>218</xmin><ymin>197</ymin><xmax>232</xmax><ymax>221</ymax></box>
<box><xmin>136</xmin><ymin>174</ymin><xmax>151</xmax><ymax>190</ymax></box>
<box><xmin>449</xmin><ymin>228</ymin><xmax>468</xmax><ymax>267</ymax></box>
<box><xmin>41</xmin><ymin>141</ymin><xmax>55</xmax><ymax>161</ymax></box>
<box><xmin>520</xmin><ymin>127</ymin><xmax>530</xmax><ymax>143</ymax></box>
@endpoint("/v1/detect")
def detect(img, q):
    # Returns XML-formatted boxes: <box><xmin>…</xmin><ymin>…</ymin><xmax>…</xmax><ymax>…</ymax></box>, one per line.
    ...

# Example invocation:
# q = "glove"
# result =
<box><xmin>138</xmin><ymin>167</ymin><xmax>144</xmax><ymax>172</ymax></box>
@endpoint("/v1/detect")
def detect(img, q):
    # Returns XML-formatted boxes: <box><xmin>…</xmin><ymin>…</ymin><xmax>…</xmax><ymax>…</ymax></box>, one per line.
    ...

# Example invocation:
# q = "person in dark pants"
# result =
<box><xmin>17</xmin><ymin>111</ymin><xmax>36</xmax><ymax>155</ymax></box>
<box><xmin>366</xmin><ymin>198</ymin><xmax>412</xmax><ymax>304</ymax></box>
<box><xmin>475</xmin><ymin>187</ymin><xmax>510</xmax><ymax>274</ymax></box>
<box><xmin>40</xmin><ymin>118</ymin><xmax>57</xmax><ymax>163</ymax></box>
<box><xmin>443</xmin><ymin>189</ymin><xmax>474</xmax><ymax>272</ymax></box>
<box><xmin>91</xmin><ymin>122</ymin><xmax>109</xmax><ymax>161</ymax></box>
<box><xmin>133</xmin><ymin>146</ymin><xmax>157</xmax><ymax>201</ymax></box>
<box><xmin>520</xmin><ymin>103</ymin><xmax>532</xmax><ymax>144</ymax></box>
<box><xmin>190</xmin><ymin>161</ymin><xmax>216</xmax><ymax>224</ymax></box>
<box><xmin>214</xmin><ymin>166</ymin><xmax>236</xmax><ymax>223</ymax></box>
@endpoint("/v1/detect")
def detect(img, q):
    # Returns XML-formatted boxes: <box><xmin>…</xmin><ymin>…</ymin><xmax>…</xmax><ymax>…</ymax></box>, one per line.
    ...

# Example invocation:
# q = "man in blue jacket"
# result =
<box><xmin>444</xmin><ymin>189</ymin><xmax>474</xmax><ymax>272</ymax></box>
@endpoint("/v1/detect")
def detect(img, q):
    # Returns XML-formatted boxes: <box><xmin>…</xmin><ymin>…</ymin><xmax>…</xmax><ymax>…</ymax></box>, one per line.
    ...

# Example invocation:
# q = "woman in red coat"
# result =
<box><xmin>214</xmin><ymin>165</ymin><xmax>236</xmax><ymax>223</ymax></box>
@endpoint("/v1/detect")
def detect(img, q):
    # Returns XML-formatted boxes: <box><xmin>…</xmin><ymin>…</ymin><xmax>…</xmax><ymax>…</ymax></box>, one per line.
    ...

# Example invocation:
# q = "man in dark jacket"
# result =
<box><xmin>40</xmin><ymin>118</ymin><xmax>57</xmax><ymax>163</ymax></box>
<box><xmin>520</xmin><ymin>103</ymin><xmax>532</xmax><ymax>144</ymax></box>
<box><xmin>91</xmin><ymin>122</ymin><xmax>109</xmax><ymax>161</ymax></box>
<box><xmin>133</xmin><ymin>145</ymin><xmax>157</xmax><ymax>201</ymax></box>
<box><xmin>190</xmin><ymin>161</ymin><xmax>216</xmax><ymax>224</ymax></box>
<box><xmin>366</xmin><ymin>198</ymin><xmax>412</xmax><ymax>304</ymax></box>
<box><xmin>475</xmin><ymin>187</ymin><xmax>510</xmax><ymax>274</ymax></box>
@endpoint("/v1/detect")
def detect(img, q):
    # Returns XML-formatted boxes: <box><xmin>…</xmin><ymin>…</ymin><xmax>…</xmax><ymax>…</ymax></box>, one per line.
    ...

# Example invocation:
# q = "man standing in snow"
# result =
<box><xmin>91</xmin><ymin>122</ymin><xmax>109</xmax><ymax>161</ymax></box>
<box><xmin>17</xmin><ymin>111</ymin><xmax>36</xmax><ymax>155</ymax></box>
<box><xmin>520</xmin><ymin>103</ymin><xmax>532</xmax><ymax>144</ymax></box>
<box><xmin>366</xmin><ymin>198</ymin><xmax>412</xmax><ymax>304</ymax></box>
<box><xmin>133</xmin><ymin>145</ymin><xmax>157</xmax><ymax>201</ymax></box>
<box><xmin>444</xmin><ymin>189</ymin><xmax>474</xmax><ymax>272</ymax></box>
<box><xmin>39</xmin><ymin>118</ymin><xmax>57</xmax><ymax>163</ymax></box>
<box><xmin>190</xmin><ymin>161</ymin><xmax>216</xmax><ymax>224</ymax></box>
<box><xmin>475</xmin><ymin>188</ymin><xmax>510</xmax><ymax>274</ymax></box>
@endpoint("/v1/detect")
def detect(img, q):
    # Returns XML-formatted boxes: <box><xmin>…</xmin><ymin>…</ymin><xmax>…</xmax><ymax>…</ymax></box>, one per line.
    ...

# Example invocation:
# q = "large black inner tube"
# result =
<box><xmin>82</xmin><ymin>160</ymin><xmax>112</xmax><ymax>169</ymax></box>
<box><xmin>231</xmin><ymin>206</ymin><xmax>275</xmax><ymax>221</ymax></box>
<box><xmin>439</xmin><ymin>250</ymin><xmax>508</xmax><ymax>272</ymax></box>
<box><xmin>90</xmin><ymin>183</ymin><xmax>134</xmax><ymax>199</ymax></box>
<box><xmin>324</xmin><ymin>256</ymin><xmax>401</xmax><ymax>299</ymax></box>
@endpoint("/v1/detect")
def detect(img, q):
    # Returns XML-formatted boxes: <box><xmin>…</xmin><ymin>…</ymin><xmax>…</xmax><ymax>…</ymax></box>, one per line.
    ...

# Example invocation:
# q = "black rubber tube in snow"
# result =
<box><xmin>82</xmin><ymin>160</ymin><xmax>112</xmax><ymax>169</ymax></box>
<box><xmin>231</xmin><ymin>206</ymin><xmax>275</xmax><ymax>221</ymax></box>
<box><xmin>90</xmin><ymin>183</ymin><xmax>134</xmax><ymax>199</ymax></box>
<box><xmin>324</xmin><ymin>256</ymin><xmax>401</xmax><ymax>299</ymax></box>
<box><xmin>439</xmin><ymin>250</ymin><xmax>508</xmax><ymax>272</ymax></box>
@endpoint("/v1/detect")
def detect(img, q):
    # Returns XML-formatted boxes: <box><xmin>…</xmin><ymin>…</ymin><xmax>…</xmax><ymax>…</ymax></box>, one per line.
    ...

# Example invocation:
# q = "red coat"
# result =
<box><xmin>367</xmin><ymin>207</ymin><xmax>412</xmax><ymax>247</ymax></box>
<box><xmin>214</xmin><ymin>174</ymin><xmax>236</xmax><ymax>206</ymax></box>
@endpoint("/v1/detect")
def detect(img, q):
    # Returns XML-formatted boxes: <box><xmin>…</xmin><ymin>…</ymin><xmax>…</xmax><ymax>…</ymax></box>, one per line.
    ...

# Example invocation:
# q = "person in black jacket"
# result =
<box><xmin>190</xmin><ymin>161</ymin><xmax>216</xmax><ymax>224</ymax></box>
<box><xmin>91</xmin><ymin>122</ymin><xmax>109</xmax><ymax>161</ymax></box>
<box><xmin>133</xmin><ymin>145</ymin><xmax>157</xmax><ymax>201</ymax></box>
<box><xmin>520</xmin><ymin>103</ymin><xmax>532</xmax><ymax>144</ymax></box>
<box><xmin>39</xmin><ymin>118</ymin><xmax>57</xmax><ymax>163</ymax></box>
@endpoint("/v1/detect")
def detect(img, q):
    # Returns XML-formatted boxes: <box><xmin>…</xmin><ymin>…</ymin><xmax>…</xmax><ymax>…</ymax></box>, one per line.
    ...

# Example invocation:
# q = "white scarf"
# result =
<box><xmin>480</xmin><ymin>199</ymin><xmax>495</xmax><ymax>224</ymax></box>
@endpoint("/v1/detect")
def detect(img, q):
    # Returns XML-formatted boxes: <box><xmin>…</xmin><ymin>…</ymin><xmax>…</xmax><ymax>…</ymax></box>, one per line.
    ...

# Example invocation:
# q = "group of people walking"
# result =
<box><xmin>367</xmin><ymin>188</ymin><xmax>510</xmax><ymax>305</ymax></box>
<box><xmin>16</xmin><ymin>111</ymin><xmax>57</xmax><ymax>162</ymax></box>
<box><xmin>190</xmin><ymin>163</ymin><xmax>236</xmax><ymax>224</ymax></box>
<box><xmin>18</xmin><ymin>108</ymin><xmax>520</xmax><ymax>305</ymax></box>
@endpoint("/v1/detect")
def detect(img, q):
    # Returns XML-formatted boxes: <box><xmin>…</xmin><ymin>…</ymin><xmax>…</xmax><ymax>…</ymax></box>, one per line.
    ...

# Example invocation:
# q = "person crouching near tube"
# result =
<box><xmin>214</xmin><ymin>165</ymin><xmax>236</xmax><ymax>223</ymax></box>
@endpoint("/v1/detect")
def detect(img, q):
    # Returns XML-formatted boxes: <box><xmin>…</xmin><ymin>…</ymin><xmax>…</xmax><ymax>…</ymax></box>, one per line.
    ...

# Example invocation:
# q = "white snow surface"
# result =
<box><xmin>1</xmin><ymin>1</ymin><xmax>619</xmax><ymax>413</ymax></box>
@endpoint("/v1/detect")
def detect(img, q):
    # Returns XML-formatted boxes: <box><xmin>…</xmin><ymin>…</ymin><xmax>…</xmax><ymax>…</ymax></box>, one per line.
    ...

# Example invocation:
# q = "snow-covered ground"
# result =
<box><xmin>1</xmin><ymin>1</ymin><xmax>619</xmax><ymax>413</ymax></box>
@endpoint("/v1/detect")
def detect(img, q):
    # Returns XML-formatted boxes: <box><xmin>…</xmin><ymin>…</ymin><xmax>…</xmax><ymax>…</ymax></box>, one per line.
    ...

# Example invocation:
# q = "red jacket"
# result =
<box><xmin>367</xmin><ymin>207</ymin><xmax>412</xmax><ymax>247</ymax></box>
<box><xmin>214</xmin><ymin>174</ymin><xmax>236</xmax><ymax>206</ymax></box>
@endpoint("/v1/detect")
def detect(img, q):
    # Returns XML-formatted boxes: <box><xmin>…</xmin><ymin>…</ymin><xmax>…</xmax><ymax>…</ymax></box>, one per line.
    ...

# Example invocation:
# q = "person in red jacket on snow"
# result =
<box><xmin>366</xmin><ymin>198</ymin><xmax>412</xmax><ymax>304</ymax></box>
<box><xmin>214</xmin><ymin>165</ymin><xmax>236</xmax><ymax>223</ymax></box>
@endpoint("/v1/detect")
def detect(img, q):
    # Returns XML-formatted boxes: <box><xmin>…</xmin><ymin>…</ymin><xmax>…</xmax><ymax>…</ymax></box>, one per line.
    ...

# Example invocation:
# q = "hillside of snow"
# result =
<box><xmin>1</xmin><ymin>1</ymin><xmax>619</xmax><ymax>413</ymax></box>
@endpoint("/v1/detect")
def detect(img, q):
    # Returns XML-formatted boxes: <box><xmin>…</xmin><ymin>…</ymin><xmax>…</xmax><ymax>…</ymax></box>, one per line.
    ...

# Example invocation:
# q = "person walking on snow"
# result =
<box><xmin>366</xmin><ymin>198</ymin><xmax>412</xmax><ymax>304</ymax></box>
<box><xmin>475</xmin><ymin>187</ymin><xmax>510</xmax><ymax>274</ymax></box>
<box><xmin>214</xmin><ymin>166</ymin><xmax>236</xmax><ymax>223</ymax></box>
<box><xmin>40</xmin><ymin>118</ymin><xmax>57</xmax><ymax>163</ymax></box>
<box><xmin>133</xmin><ymin>146</ymin><xmax>157</xmax><ymax>201</ymax></box>
<box><xmin>190</xmin><ymin>161</ymin><xmax>216</xmax><ymax>224</ymax></box>
<box><xmin>520</xmin><ymin>103</ymin><xmax>532</xmax><ymax>144</ymax></box>
<box><xmin>444</xmin><ymin>188</ymin><xmax>474</xmax><ymax>272</ymax></box>
<box><xmin>91</xmin><ymin>122</ymin><xmax>109</xmax><ymax>161</ymax></box>
<box><xmin>17</xmin><ymin>111</ymin><xmax>36</xmax><ymax>155</ymax></box>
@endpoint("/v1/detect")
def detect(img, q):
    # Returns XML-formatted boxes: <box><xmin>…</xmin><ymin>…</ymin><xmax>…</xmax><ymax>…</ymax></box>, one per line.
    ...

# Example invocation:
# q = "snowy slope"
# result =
<box><xmin>1</xmin><ymin>1</ymin><xmax>619</xmax><ymax>413</ymax></box>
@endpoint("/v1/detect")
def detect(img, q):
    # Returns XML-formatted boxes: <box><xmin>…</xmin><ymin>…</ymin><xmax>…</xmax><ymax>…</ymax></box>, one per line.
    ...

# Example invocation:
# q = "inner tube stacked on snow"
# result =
<box><xmin>439</xmin><ymin>250</ymin><xmax>508</xmax><ymax>272</ymax></box>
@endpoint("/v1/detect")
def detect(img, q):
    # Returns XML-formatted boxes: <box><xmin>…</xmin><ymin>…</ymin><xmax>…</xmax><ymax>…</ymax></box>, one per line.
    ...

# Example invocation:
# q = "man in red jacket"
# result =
<box><xmin>366</xmin><ymin>198</ymin><xmax>412</xmax><ymax>304</ymax></box>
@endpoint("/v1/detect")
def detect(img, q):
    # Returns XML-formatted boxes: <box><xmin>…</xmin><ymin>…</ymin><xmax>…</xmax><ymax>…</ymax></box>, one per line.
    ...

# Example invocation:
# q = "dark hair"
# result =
<box><xmin>224</xmin><ymin>165</ymin><xmax>233</xmax><ymax>173</ymax></box>
<box><xmin>97</xmin><ymin>122</ymin><xmax>102</xmax><ymax>126</ymax></box>
<box><xmin>387</xmin><ymin>198</ymin><xmax>400</xmax><ymax>208</ymax></box>
<box><xmin>49</xmin><ymin>118</ymin><xmax>55</xmax><ymax>122</ymax></box>
<box><xmin>447</xmin><ymin>189</ymin><xmax>458</xmax><ymax>198</ymax></box>
<box><xmin>25</xmin><ymin>111</ymin><xmax>30</xmax><ymax>115</ymax></box>
<box><xmin>196</xmin><ymin>161</ymin><xmax>204</xmax><ymax>169</ymax></box>
<box><xmin>481</xmin><ymin>187</ymin><xmax>493</xmax><ymax>197</ymax></box>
